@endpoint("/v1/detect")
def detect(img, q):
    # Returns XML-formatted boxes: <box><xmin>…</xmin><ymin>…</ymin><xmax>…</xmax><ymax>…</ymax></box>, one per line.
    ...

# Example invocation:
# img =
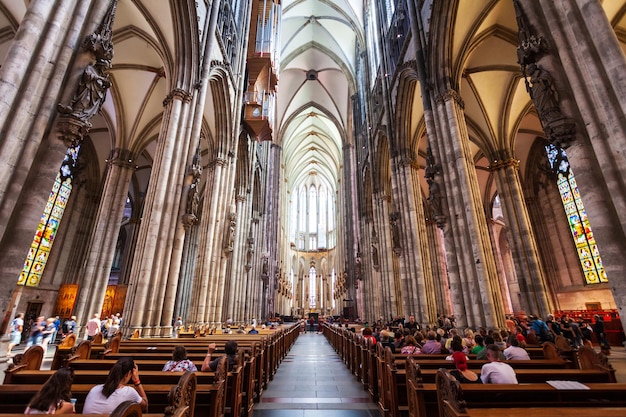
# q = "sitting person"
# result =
<box><xmin>25</xmin><ymin>367</ymin><xmax>75</xmax><ymax>414</ymax></box>
<box><xmin>83</xmin><ymin>357</ymin><xmax>148</xmax><ymax>414</ymax></box>
<box><xmin>248</xmin><ymin>325</ymin><xmax>259</xmax><ymax>334</ymax></box>
<box><xmin>476</xmin><ymin>336</ymin><xmax>505</xmax><ymax>360</ymax></box>
<box><xmin>450</xmin><ymin>351</ymin><xmax>480</xmax><ymax>383</ymax></box>
<box><xmin>379</xmin><ymin>330</ymin><xmax>396</xmax><ymax>353</ymax></box>
<box><xmin>421</xmin><ymin>330</ymin><xmax>443</xmax><ymax>354</ymax></box>
<box><xmin>445</xmin><ymin>337</ymin><xmax>468</xmax><ymax>360</ymax></box>
<box><xmin>201</xmin><ymin>340</ymin><xmax>238</xmax><ymax>371</ymax></box>
<box><xmin>471</xmin><ymin>334</ymin><xmax>485</xmax><ymax>355</ymax></box>
<box><xmin>162</xmin><ymin>345</ymin><xmax>198</xmax><ymax>372</ymax></box>
<box><xmin>362</xmin><ymin>327</ymin><xmax>376</xmax><ymax>345</ymax></box>
<box><xmin>400</xmin><ymin>335</ymin><xmax>421</xmax><ymax>354</ymax></box>
<box><xmin>503</xmin><ymin>335</ymin><xmax>530</xmax><ymax>360</ymax></box>
<box><xmin>480</xmin><ymin>344</ymin><xmax>518</xmax><ymax>384</ymax></box>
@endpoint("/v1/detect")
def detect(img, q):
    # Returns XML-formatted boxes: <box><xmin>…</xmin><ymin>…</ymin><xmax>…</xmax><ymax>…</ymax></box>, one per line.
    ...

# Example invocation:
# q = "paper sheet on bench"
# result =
<box><xmin>546</xmin><ymin>380</ymin><xmax>590</xmax><ymax>390</ymax></box>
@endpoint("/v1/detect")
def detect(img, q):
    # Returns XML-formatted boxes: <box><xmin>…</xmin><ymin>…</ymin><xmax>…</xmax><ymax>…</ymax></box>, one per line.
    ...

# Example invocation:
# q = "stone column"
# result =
<box><xmin>391</xmin><ymin>152</ymin><xmax>437</xmax><ymax>324</ymax></box>
<box><xmin>430</xmin><ymin>90</ymin><xmax>505</xmax><ymax>329</ymax></box>
<box><xmin>489</xmin><ymin>156</ymin><xmax>551</xmax><ymax>317</ymax></box>
<box><xmin>124</xmin><ymin>89</ymin><xmax>194</xmax><ymax>337</ymax></box>
<box><xmin>425</xmin><ymin>220</ymin><xmax>453</xmax><ymax>320</ymax></box>
<box><xmin>0</xmin><ymin>0</ymin><xmax>107</xmax><ymax>327</ymax></box>
<box><xmin>188</xmin><ymin>158</ymin><xmax>227</xmax><ymax>325</ymax></box>
<box><xmin>516</xmin><ymin>1</ymin><xmax>626</xmax><ymax>333</ymax></box>
<box><xmin>73</xmin><ymin>149</ymin><xmax>136</xmax><ymax>329</ymax></box>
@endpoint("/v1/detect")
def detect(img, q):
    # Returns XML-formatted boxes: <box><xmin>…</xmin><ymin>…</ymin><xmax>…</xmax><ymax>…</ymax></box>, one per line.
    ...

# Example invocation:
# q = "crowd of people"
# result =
<box><xmin>6</xmin><ymin>312</ymin><xmax>124</xmax><ymax>357</ymax></box>
<box><xmin>350</xmin><ymin>312</ymin><xmax>613</xmax><ymax>385</ymax></box>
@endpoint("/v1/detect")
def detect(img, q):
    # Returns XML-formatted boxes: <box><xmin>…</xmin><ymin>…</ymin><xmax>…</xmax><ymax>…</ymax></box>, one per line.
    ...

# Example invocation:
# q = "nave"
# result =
<box><xmin>254</xmin><ymin>332</ymin><xmax>381</xmax><ymax>417</ymax></box>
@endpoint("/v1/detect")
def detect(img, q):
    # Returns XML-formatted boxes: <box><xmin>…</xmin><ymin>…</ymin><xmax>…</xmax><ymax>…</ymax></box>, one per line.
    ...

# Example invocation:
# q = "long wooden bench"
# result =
<box><xmin>0</xmin><ymin>371</ymin><xmax>199</xmax><ymax>417</ymax></box>
<box><xmin>2</xmin><ymin>360</ymin><xmax>225</xmax><ymax>417</ymax></box>
<box><xmin>435</xmin><ymin>367</ymin><xmax>626</xmax><ymax>417</ymax></box>
<box><xmin>323</xmin><ymin>323</ymin><xmax>618</xmax><ymax>417</ymax></box>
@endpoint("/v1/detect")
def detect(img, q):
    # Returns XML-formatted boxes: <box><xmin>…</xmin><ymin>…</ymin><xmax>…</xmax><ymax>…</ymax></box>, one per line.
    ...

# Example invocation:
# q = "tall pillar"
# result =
<box><xmin>0</xmin><ymin>0</ymin><xmax>108</xmax><ymax>327</ymax></box>
<box><xmin>516</xmin><ymin>0</ymin><xmax>626</xmax><ymax>334</ymax></box>
<box><xmin>124</xmin><ymin>89</ymin><xmax>194</xmax><ymax>337</ymax></box>
<box><xmin>73</xmin><ymin>149</ymin><xmax>136</xmax><ymax>330</ymax></box>
<box><xmin>391</xmin><ymin>152</ymin><xmax>437</xmax><ymax>324</ymax></box>
<box><xmin>489</xmin><ymin>156</ymin><xmax>551</xmax><ymax>317</ymax></box>
<box><xmin>430</xmin><ymin>90</ymin><xmax>505</xmax><ymax>329</ymax></box>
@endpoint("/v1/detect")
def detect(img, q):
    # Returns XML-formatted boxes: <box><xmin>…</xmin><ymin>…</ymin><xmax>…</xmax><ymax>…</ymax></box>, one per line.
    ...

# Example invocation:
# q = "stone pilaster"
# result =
<box><xmin>489</xmin><ymin>156</ymin><xmax>551</xmax><ymax>317</ymax></box>
<box><xmin>518</xmin><ymin>0</ymin><xmax>626</xmax><ymax>337</ymax></box>
<box><xmin>0</xmin><ymin>0</ymin><xmax>108</xmax><ymax>327</ymax></box>
<box><xmin>430</xmin><ymin>89</ymin><xmax>505</xmax><ymax>328</ymax></box>
<box><xmin>73</xmin><ymin>148</ymin><xmax>136</xmax><ymax>331</ymax></box>
<box><xmin>123</xmin><ymin>89</ymin><xmax>194</xmax><ymax>337</ymax></box>
<box><xmin>391</xmin><ymin>150</ymin><xmax>436</xmax><ymax>324</ymax></box>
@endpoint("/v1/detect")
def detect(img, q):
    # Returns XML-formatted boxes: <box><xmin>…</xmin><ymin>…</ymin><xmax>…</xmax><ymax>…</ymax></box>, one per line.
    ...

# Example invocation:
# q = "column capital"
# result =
<box><xmin>163</xmin><ymin>88</ymin><xmax>193</xmax><ymax>106</ymax></box>
<box><xmin>488</xmin><ymin>158</ymin><xmax>520</xmax><ymax>171</ymax></box>
<box><xmin>106</xmin><ymin>148</ymin><xmax>137</xmax><ymax>169</ymax></box>
<box><xmin>434</xmin><ymin>89</ymin><xmax>464</xmax><ymax>109</ymax></box>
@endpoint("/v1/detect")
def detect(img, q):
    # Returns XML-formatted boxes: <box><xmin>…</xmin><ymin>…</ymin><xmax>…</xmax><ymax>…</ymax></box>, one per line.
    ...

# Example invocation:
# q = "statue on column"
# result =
<box><xmin>57</xmin><ymin>0</ymin><xmax>117</xmax><ymax>147</ymax></box>
<box><xmin>372</xmin><ymin>244</ymin><xmax>380</xmax><ymax>271</ymax></box>
<box><xmin>59</xmin><ymin>59</ymin><xmax>111</xmax><ymax>121</ymax></box>
<box><xmin>425</xmin><ymin>146</ymin><xmax>447</xmax><ymax>228</ymax></box>
<box><xmin>390</xmin><ymin>212</ymin><xmax>402</xmax><ymax>256</ymax></box>
<box><xmin>183</xmin><ymin>146</ymin><xmax>202</xmax><ymax>227</ymax></box>
<box><xmin>527</xmin><ymin>64</ymin><xmax>562</xmax><ymax>126</ymax></box>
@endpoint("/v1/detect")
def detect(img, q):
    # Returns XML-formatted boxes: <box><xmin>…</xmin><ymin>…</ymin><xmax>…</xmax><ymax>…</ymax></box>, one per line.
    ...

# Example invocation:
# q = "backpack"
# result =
<box><xmin>62</xmin><ymin>320</ymin><xmax>70</xmax><ymax>334</ymax></box>
<box><xmin>534</xmin><ymin>320</ymin><xmax>552</xmax><ymax>342</ymax></box>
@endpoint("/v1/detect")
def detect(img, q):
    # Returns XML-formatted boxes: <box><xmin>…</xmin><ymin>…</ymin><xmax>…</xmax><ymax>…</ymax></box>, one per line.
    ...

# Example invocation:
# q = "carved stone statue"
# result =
<box><xmin>187</xmin><ymin>183</ymin><xmax>199</xmax><ymax>217</ymax></box>
<box><xmin>527</xmin><ymin>63</ymin><xmax>563</xmax><ymax>127</ymax></box>
<box><xmin>59</xmin><ymin>59</ymin><xmax>111</xmax><ymax>121</ymax></box>
<box><xmin>371</xmin><ymin>244</ymin><xmax>379</xmax><ymax>270</ymax></box>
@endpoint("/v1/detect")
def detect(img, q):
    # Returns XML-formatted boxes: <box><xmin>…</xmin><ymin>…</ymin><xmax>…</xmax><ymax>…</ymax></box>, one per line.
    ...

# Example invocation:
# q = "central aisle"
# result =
<box><xmin>254</xmin><ymin>332</ymin><xmax>381</xmax><ymax>417</ymax></box>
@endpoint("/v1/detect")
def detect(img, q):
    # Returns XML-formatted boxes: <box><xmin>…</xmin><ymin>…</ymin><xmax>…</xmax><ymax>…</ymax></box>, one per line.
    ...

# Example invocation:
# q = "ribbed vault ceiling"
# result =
<box><xmin>278</xmin><ymin>0</ymin><xmax>363</xmax><ymax>194</ymax></box>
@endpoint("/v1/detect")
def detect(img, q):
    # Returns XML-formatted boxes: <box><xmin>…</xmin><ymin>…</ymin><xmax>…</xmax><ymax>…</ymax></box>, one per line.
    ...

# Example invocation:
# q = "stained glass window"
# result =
<box><xmin>546</xmin><ymin>144</ymin><xmax>607</xmax><ymax>284</ymax></box>
<box><xmin>18</xmin><ymin>146</ymin><xmax>79</xmax><ymax>287</ymax></box>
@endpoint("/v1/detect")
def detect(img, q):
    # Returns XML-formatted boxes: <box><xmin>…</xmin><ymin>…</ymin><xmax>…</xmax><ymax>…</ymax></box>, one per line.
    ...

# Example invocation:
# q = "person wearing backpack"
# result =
<box><xmin>7</xmin><ymin>312</ymin><xmax>24</xmax><ymax>356</ymax></box>
<box><xmin>530</xmin><ymin>315</ymin><xmax>553</xmax><ymax>343</ymax></box>
<box><xmin>62</xmin><ymin>316</ymin><xmax>77</xmax><ymax>338</ymax></box>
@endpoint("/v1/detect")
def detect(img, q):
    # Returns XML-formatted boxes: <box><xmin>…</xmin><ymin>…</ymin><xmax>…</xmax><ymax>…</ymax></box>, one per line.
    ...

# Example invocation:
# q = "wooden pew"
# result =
<box><xmin>435</xmin><ymin>367</ymin><xmax>626</xmax><ymax>417</ymax></box>
<box><xmin>0</xmin><ymin>372</ymin><xmax>198</xmax><ymax>417</ymax></box>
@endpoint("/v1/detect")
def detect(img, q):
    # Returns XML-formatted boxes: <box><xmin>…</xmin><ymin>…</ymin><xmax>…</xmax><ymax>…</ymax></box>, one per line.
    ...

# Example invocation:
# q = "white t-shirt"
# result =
<box><xmin>82</xmin><ymin>385</ymin><xmax>142</xmax><ymax>414</ymax></box>
<box><xmin>503</xmin><ymin>346</ymin><xmax>531</xmax><ymax>361</ymax></box>
<box><xmin>480</xmin><ymin>361</ymin><xmax>518</xmax><ymax>384</ymax></box>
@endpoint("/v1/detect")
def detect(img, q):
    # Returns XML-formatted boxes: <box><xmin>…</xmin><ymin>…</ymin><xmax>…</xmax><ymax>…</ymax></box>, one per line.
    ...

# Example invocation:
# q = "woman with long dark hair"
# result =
<box><xmin>25</xmin><ymin>367</ymin><xmax>75</xmax><ymax>414</ymax></box>
<box><xmin>82</xmin><ymin>357</ymin><xmax>147</xmax><ymax>414</ymax></box>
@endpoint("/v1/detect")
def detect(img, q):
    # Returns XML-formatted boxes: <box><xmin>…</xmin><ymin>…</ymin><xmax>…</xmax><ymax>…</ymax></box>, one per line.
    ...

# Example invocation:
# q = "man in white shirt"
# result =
<box><xmin>480</xmin><ymin>344</ymin><xmax>518</xmax><ymax>384</ymax></box>
<box><xmin>86</xmin><ymin>313</ymin><xmax>101</xmax><ymax>341</ymax></box>
<box><xmin>503</xmin><ymin>336</ymin><xmax>531</xmax><ymax>360</ymax></box>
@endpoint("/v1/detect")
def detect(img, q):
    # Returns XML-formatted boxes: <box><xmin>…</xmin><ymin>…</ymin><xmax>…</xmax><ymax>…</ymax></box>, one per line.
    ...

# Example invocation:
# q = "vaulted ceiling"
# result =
<box><xmin>278</xmin><ymin>0</ymin><xmax>363</xmax><ymax>194</ymax></box>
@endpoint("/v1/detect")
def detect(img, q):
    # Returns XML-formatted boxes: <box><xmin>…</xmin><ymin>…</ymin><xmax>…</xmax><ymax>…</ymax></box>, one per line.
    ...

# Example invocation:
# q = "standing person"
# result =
<box><xmin>26</xmin><ymin>316</ymin><xmax>45</xmax><ymax>348</ymax></box>
<box><xmin>404</xmin><ymin>315</ymin><xmax>420</xmax><ymax>333</ymax></box>
<box><xmin>51</xmin><ymin>316</ymin><xmax>61</xmax><ymax>344</ymax></box>
<box><xmin>593</xmin><ymin>314</ymin><xmax>611</xmax><ymax>355</ymax></box>
<box><xmin>107</xmin><ymin>319</ymin><xmax>120</xmax><ymax>339</ymax></box>
<box><xmin>7</xmin><ymin>312</ymin><xmax>24</xmax><ymax>356</ymax></box>
<box><xmin>201</xmin><ymin>340</ymin><xmax>238</xmax><ymax>372</ymax></box>
<box><xmin>82</xmin><ymin>357</ymin><xmax>147</xmax><ymax>414</ymax></box>
<box><xmin>25</xmin><ymin>367</ymin><xmax>75</xmax><ymax>414</ymax></box>
<box><xmin>86</xmin><ymin>314</ymin><xmax>101</xmax><ymax>341</ymax></box>
<box><xmin>480</xmin><ymin>345</ymin><xmax>518</xmax><ymax>384</ymax></box>
<box><xmin>62</xmin><ymin>316</ymin><xmax>77</xmax><ymax>338</ymax></box>
<box><xmin>162</xmin><ymin>346</ymin><xmax>198</xmax><ymax>372</ymax></box>
<box><xmin>173</xmin><ymin>317</ymin><xmax>183</xmax><ymax>337</ymax></box>
<box><xmin>41</xmin><ymin>318</ymin><xmax>56</xmax><ymax>354</ymax></box>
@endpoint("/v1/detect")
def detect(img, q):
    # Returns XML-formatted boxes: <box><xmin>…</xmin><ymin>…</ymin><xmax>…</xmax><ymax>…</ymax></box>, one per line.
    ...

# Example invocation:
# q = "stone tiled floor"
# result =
<box><xmin>254</xmin><ymin>332</ymin><xmax>382</xmax><ymax>417</ymax></box>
